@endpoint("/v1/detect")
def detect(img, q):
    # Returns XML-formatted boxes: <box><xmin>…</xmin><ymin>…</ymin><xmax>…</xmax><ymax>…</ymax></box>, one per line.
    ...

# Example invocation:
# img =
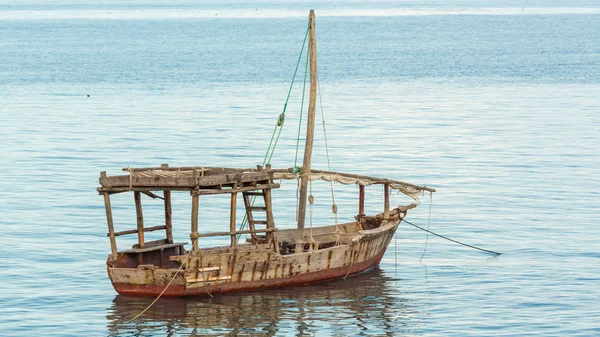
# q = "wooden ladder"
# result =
<box><xmin>242</xmin><ymin>188</ymin><xmax>274</xmax><ymax>244</ymax></box>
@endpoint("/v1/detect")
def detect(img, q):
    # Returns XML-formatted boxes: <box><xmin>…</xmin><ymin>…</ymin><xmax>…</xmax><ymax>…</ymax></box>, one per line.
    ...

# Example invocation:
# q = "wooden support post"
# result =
<box><xmin>134</xmin><ymin>191</ymin><xmax>144</xmax><ymax>248</ymax></box>
<box><xmin>161</xmin><ymin>164</ymin><xmax>173</xmax><ymax>244</ymax></box>
<box><xmin>383</xmin><ymin>183</ymin><xmax>390</xmax><ymax>222</ymax></box>
<box><xmin>358</xmin><ymin>185</ymin><xmax>365</xmax><ymax>217</ymax></box>
<box><xmin>164</xmin><ymin>190</ymin><xmax>173</xmax><ymax>243</ymax></box>
<box><xmin>384</xmin><ymin>184</ymin><xmax>390</xmax><ymax>212</ymax></box>
<box><xmin>191</xmin><ymin>192</ymin><xmax>199</xmax><ymax>251</ymax></box>
<box><xmin>230</xmin><ymin>192</ymin><xmax>237</xmax><ymax>248</ymax></box>
<box><xmin>264</xmin><ymin>188</ymin><xmax>275</xmax><ymax>244</ymax></box>
<box><xmin>103</xmin><ymin>192</ymin><xmax>118</xmax><ymax>260</ymax></box>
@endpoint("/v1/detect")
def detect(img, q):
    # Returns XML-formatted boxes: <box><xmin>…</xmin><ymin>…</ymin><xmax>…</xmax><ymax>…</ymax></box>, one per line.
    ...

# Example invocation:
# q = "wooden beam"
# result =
<box><xmin>134</xmin><ymin>191</ymin><xmax>144</xmax><ymax>248</ymax></box>
<box><xmin>197</xmin><ymin>228</ymin><xmax>278</xmax><ymax>238</ymax></box>
<box><xmin>264</xmin><ymin>188</ymin><xmax>275</xmax><ymax>244</ymax></box>
<box><xmin>197</xmin><ymin>183</ymin><xmax>279</xmax><ymax>195</ymax></box>
<box><xmin>97</xmin><ymin>183</ymin><xmax>280</xmax><ymax>195</ymax></box>
<box><xmin>162</xmin><ymin>165</ymin><xmax>173</xmax><ymax>243</ymax></box>
<box><xmin>103</xmin><ymin>192</ymin><xmax>118</xmax><ymax>260</ymax></box>
<box><xmin>383</xmin><ymin>184</ymin><xmax>390</xmax><ymax>222</ymax></box>
<box><xmin>230</xmin><ymin>192</ymin><xmax>237</xmax><ymax>247</ymax></box>
<box><xmin>164</xmin><ymin>190</ymin><xmax>173</xmax><ymax>243</ymax></box>
<box><xmin>99</xmin><ymin>166</ymin><xmax>436</xmax><ymax>193</ymax></box>
<box><xmin>121</xmin><ymin>166</ymin><xmax>260</xmax><ymax>173</ymax></box>
<box><xmin>98</xmin><ymin>186</ymin><xmax>197</xmax><ymax>194</ymax></box>
<box><xmin>384</xmin><ymin>184</ymin><xmax>390</xmax><ymax>212</ymax></box>
<box><xmin>99</xmin><ymin>172</ymin><xmax>272</xmax><ymax>189</ymax></box>
<box><xmin>359</xmin><ymin>184</ymin><xmax>365</xmax><ymax>217</ymax></box>
<box><xmin>191</xmin><ymin>192</ymin><xmax>199</xmax><ymax>250</ymax></box>
<box><xmin>142</xmin><ymin>191</ymin><xmax>164</xmax><ymax>200</ymax></box>
<box><xmin>111</xmin><ymin>225</ymin><xmax>167</xmax><ymax>237</ymax></box>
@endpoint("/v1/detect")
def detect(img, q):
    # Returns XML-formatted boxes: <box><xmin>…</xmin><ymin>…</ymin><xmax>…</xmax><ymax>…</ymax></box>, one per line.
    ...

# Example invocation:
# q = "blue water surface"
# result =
<box><xmin>1</xmin><ymin>1</ymin><xmax>599</xmax><ymax>336</ymax></box>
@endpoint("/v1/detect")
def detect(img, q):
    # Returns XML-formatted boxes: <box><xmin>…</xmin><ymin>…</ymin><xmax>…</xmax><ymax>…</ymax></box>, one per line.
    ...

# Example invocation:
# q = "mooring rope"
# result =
<box><xmin>127</xmin><ymin>250</ymin><xmax>192</xmax><ymax>323</ymax></box>
<box><xmin>401</xmin><ymin>219</ymin><xmax>501</xmax><ymax>256</ymax></box>
<box><xmin>197</xmin><ymin>246</ymin><xmax>214</xmax><ymax>298</ymax></box>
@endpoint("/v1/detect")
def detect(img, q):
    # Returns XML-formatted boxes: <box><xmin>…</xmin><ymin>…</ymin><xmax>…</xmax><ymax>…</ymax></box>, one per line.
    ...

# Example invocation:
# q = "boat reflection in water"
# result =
<box><xmin>106</xmin><ymin>267</ymin><xmax>417</xmax><ymax>336</ymax></box>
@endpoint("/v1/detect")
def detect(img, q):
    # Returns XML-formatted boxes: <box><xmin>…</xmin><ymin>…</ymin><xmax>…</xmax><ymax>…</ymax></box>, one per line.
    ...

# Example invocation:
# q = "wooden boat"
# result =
<box><xmin>98</xmin><ymin>10</ymin><xmax>435</xmax><ymax>297</ymax></box>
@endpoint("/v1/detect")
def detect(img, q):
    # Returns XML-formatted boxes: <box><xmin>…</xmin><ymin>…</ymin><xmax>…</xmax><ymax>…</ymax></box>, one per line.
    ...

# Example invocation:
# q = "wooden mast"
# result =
<box><xmin>297</xmin><ymin>9</ymin><xmax>317</xmax><ymax>244</ymax></box>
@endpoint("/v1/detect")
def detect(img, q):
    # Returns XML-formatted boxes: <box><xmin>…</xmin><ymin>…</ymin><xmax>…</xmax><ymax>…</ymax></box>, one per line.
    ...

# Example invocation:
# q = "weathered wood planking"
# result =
<box><xmin>103</xmin><ymin>193</ymin><xmax>118</xmax><ymax>260</ymax></box>
<box><xmin>191</xmin><ymin>193</ymin><xmax>199</xmax><ymax>250</ymax></box>
<box><xmin>111</xmin><ymin>225</ymin><xmax>167</xmax><ymax>237</ymax></box>
<box><xmin>99</xmin><ymin>172</ymin><xmax>272</xmax><ymax>188</ymax></box>
<box><xmin>230</xmin><ymin>193</ymin><xmax>237</xmax><ymax>247</ymax></box>
<box><xmin>163</xmin><ymin>190</ymin><xmax>173</xmax><ymax>243</ymax></box>
<box><xmin>107</xmin><ymin>209</ymin><xmax>405</xmax><ymax>296</ymax></box>
<box><xmin>134</xmin><ymin>191</ymin><xmax>145</xmax><ymax>248</ymax></box>
<box><xmin>97</xmin><ymin>183</ymin><xmax>280</xmax><ymax>195</ymax></box>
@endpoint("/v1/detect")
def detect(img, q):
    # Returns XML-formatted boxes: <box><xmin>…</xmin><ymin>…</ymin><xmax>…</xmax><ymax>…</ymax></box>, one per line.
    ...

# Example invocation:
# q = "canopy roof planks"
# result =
<box><xmin>98</xmin><ymin>164</ymin><xmax>435</xmax><ymax>197</ymax></box>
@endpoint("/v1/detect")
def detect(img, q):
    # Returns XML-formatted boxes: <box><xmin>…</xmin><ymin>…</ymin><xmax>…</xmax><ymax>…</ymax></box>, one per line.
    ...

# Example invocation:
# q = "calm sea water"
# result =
<box><xmin>1</xmin><ymin>1</ymin><xmax>599</xmax><ymax>336</ymax></box>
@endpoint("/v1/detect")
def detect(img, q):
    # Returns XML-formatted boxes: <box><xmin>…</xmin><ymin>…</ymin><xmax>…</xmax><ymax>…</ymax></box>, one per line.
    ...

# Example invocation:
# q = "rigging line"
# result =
<box><xmin>282</xmin><ymin>26</ymin><xmax>310</xmax><ymax>116</ymax></box>
<box><xmin>316</xmin><ymin>69</ymin><xmax>339</xmax><ymax>228</ymax></box>
<box><xmin>263</xmin><ymin>123</ymin><xmax>281</xmax><ymax>167</ymax></box>
<box><xmin>418</xmin><ymin>192</ymin><xmax>433</xmax><ymax>261</ymax></box>
<box><xmin>127</xmin><ymin>250</ymin><xmax>192</xmax><ymax>323</ymax></box>
<box><xmin>295</xmin><ymin>177</ymin><xmax>300</xmax><ymax>221</ymax></box>
<box><xmin>266</xmin><ymin>25</ymin><xmax>310</xmax><ymax>164</ymax></box>
<box><xmin>401</xmin><ymin>219</ymin><xmax>501</xmax><ymax>256</ymax></box>
<box><xmin>309</xmin><ymin>179</ymin><xmax>315</xmax><ymax>246</ymax></box>
<box><xmin>293</xmin><ymin>42</ymin><xmax>310</xmax><ymax>170</ymax></box>
<box><xmin>238</xmin><ymin>26</ymin><xmax>310</xmax><ymax>241</ymax></box>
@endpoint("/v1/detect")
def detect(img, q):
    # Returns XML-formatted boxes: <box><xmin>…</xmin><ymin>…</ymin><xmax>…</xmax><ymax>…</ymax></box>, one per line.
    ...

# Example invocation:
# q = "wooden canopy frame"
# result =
<box><xmin>98</xmin><ymin>163</ymin><xmax>434</xmax><ymax>262</ymax></box>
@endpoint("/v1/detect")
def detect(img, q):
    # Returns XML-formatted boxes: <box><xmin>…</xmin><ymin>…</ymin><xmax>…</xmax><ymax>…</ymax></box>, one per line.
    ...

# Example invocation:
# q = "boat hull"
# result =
<box><xmin>108</xmin><ymin>209</ymin><xmax>406</xmax><ymax>297</ymax></box>
<box><xmin>111</xmin><ymin>246</ymin><xmax>387</xmax><ymax>296</ymax></box>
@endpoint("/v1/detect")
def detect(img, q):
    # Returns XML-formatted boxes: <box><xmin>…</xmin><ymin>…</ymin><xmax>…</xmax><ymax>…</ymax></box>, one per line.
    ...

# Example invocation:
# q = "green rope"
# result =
<box><xmin>237</xmin><ymin>25</ymin><xmax>310</xmax><ymax>242</ymax></box>
<box><xmin>263</xmin><ymin>25</ymin><xmax>309</xmax><ymax>166</ymax></box>
<box><xmin>293</xmin><ymin>44</ymin><xmax>310</xmax><ymax>173</ymax></box>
